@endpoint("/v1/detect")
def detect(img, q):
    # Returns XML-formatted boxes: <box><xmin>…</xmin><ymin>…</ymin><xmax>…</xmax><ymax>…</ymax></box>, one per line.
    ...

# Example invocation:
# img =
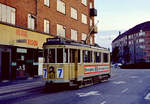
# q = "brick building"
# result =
<box><xmin>112</xmin><ymin>21</ymin><xmax>150</xmax><ymax>64</ymax></box>
<box><xmin>0</xmin><ymin>0</ymin><xmax>97</xmax><ymax>81</ymax></box>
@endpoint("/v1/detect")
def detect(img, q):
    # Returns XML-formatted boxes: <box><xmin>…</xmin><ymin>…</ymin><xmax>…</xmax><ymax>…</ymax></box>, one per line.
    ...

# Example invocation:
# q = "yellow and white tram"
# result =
<box><xmin>42</xmin><ymin>38</ymin><xmax>111</xmax><ymax>88</ymax></box>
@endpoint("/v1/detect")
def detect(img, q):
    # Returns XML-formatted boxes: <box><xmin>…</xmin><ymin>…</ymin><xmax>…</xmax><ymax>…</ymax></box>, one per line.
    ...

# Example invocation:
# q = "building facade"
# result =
<box><xmin>112</xmin><ymin>21</ymin><xmax>150</xmax><ymax>64</ymax></box>
<box><xmin>0</xmin><ymin>0</ymin><xmax>97</xmax><ymax>81</ymax></box>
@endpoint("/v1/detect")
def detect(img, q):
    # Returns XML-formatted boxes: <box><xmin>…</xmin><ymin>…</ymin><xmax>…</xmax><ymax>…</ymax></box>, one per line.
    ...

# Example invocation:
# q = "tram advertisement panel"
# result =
<box><xmin>84</xmin><ymin>65</ymin><xmax>110</xmax><ymax>75</ymax></box>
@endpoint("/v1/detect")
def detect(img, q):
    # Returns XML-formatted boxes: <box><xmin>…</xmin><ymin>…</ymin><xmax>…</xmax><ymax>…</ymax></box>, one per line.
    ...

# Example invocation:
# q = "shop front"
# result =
<box><xmin>0</xmin><ymin>23</ymin><xmax>53</xmax><ymax>81</ymax></box>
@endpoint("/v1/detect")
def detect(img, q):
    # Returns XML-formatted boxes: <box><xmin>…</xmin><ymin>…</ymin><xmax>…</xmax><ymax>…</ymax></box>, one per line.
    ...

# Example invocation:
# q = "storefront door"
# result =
<box><xmin>1</xmin><ymin>52</ymin><xmax>10</xmax><ymax>80</ymax></box>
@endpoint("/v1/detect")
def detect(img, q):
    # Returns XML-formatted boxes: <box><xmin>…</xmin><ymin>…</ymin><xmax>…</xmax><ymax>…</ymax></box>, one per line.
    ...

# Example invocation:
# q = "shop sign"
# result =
<box><xmin>17</xmin><ymin>48</ymin><xmax>27</xmax><ymax>53</ymax></box>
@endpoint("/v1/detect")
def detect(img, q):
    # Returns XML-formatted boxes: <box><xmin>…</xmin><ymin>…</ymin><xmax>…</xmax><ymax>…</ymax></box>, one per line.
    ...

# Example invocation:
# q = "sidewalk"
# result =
<box><xmin>0</xmin><ymin>76</ymin><xmax>43</xmax><ymax>87</ymax></box>
<box><xmin>0</xmin><ymin>76</ymin><xmax>45</xmax><ymax>96</ymax></box>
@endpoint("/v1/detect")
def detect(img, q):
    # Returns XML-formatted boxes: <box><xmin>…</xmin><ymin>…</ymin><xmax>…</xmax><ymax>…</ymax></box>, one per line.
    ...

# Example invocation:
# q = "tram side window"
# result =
<box><xmin>64</xmin><ymin>49</ymin><xmax>68</xmax><ymax>63</ymax></box>
<box><xmin>83</xmin><ymin>50</ymin><xmax>92</xmax><ymax>63</ymax></box>
<box><xmin>94</xmin><ymin>52</ymin><xmax>101</xmax><ymax>63</ymax></box>
<box><xmin>103</xmin><ymin>53</ymin><xmax>108</xmax><ymax>63</ymax></box>
<box><xmin>44</xmin><ymin>49</ymin><xmax>48</xmax><ymax>63</ymax></box>
<box><xmin>78</xmin><ymin>50</ymin><xmax>80</xmax><ymax>63</ymax></box>
<box><xmin>49</xmin><ymin>49</ymin><xmax>55</xmax><ymax>63</ymax></box>
<box><xmin>70</xmin><ymin>49</ymin><xmax>75</xmax><ymax>63</ymax></box>
<box><xmin>57</xmin><ymin>48</ymin><xmax>63</xmax><ymax>63</ymax></box>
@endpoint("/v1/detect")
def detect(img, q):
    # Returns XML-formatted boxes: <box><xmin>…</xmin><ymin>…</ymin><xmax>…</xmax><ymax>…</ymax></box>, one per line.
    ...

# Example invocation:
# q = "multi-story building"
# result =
<box><xmin>112</xmin><ymin>21</ymin><xmax>150</xmax><ymax>64</ymax></box>
<box><xmin>0</xmin><ymin>0</ymin><xmax>97</xmax><ymax>81</ymax></box>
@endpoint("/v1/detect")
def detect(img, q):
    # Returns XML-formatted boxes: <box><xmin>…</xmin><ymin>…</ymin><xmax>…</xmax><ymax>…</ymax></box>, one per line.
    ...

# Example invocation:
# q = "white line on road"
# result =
<box><xmin>121</xmin><ymin>88</ymin><xmax>128</xmax><ymax>93</ymax></box>
<box><xmin>113</xmin><ymin>81</ymin><xmax>126</xmax><ymax>85</ymax></box>
<box><xmin>100</xmin><ymin>101</ymin><xmax>106</xmax><ymax>104</ymax></box>
<box><xmin>144</xmin><ymin>93</ymin><xmax>150</xmax><ymax>100</ymax></box>
<box><xmin>77</xmin><ymin>91</ymin><xmax>100</xmax><ymax>97</ymax></box>
<box><xmin>130</xmin><ymin>76</ymin><xmax>138</xmax><ymax>79</ymax></box>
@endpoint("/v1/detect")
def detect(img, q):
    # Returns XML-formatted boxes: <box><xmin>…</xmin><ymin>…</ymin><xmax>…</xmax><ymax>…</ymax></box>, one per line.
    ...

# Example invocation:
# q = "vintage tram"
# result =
<box><xmin>42</xmin><ymin>38</ymin><xmax>111</xmax><ymax>88</ymax></box>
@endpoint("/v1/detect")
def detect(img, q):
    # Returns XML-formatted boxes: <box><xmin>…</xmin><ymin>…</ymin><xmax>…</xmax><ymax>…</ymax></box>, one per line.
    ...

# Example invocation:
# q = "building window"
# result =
<box><xmin>81</xmin><ymin>14</ymin><xmax>87</xmax><ymax>24</ymax></box>
<box><xmin>90</xmin><ymin>2</ymin><xmax>93</xmax><ymax>8</ymax></box>
<box><xmin>81</xmin><ymin>0</ymin><xmax>87</xmax><ymax>6</ymax></box>
<box><xmin>28</xmin><ymin>14</ymin><xmax>35</xmax><ymax>30</ymax></box>
<box><xmin>90</xmin><ymin>19</ymin><xmax>93</xmax><ymax>27</ymax></box>
<box><xmin>0</xmin><ymin>3</ymin><xmax>16</xmax><ymax>25</ymax></box>
<box><xmin>90</xmin><ymin>37</ymin><xmax>93</xmax><ymax>44</ymax></box>
<box><xmin>44</xmin><ymin>19</ymin><xmax>50</xmax><ymax>33</ymax></box>
<box><xmin>44</xmin><ymin>0</ymin><xmax>50</xmax><ymax>7</ymax></box>
<box><xmin>82</xmin><ymin>33</ymin><xmax>87</xmax><ymax>41</ymax></box>
<box><xmin>57</xmin><ymin>0</ymin><xmax>65</xmax><ymax>14</ymax></box>
<box><xmin>71</xmin><ymin>7</ymin><xmax>77</xmax><ymax>20</ymax></box>
<box><xmin>71</xmin><ymin>29</ymin><xmax>77</xmax><ymax>41</ymax></box>
<box><xmin>139</xmin><ymin>39</ymin><xmax>144</xmax><ymax>43</ymax></box>
<box><xmin>57</xmin><ymin>24</ymin><xmax>65</xmax><ymax>37</ymax></box>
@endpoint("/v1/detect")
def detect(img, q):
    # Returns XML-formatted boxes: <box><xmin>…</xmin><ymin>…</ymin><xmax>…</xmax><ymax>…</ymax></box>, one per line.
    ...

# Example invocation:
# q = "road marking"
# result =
<box><xmin>144</xmin><ymin>93</ymin><xmax>150</xmax><ymax>100</ymax></box>
<box><xmin>100</xmin><ymin>101</ymin><xmax>106</xmax><ymax>104</ymax></box>
<box><xmin>130</xmin><ymin>76</ymin><xmax>138</xmax><ymax>79</ymax></box>
<box><xmin>77</xmin><ymin>91</ymin><xmax>100</xmax><ymax>97</ymax></box>
<box><xmin>121</xmin><ymin>88</ymin><xmax>128</xmax><ymax>93</ymax></box>
<box><xmin>113</xmin><ymin>81</ymin><xmax>126</xmax><ymax>85</ymax></box>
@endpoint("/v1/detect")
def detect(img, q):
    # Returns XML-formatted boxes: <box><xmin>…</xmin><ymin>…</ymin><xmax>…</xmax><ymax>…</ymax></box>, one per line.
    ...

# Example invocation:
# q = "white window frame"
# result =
<box><xmin>81</xmin><ymin>14</ymin><xmax>87</xmax><ymax>24</ymax></box>
<box><xmin>28</xmin><ymin>14</ymin><xmax>35</xmax><ymax>30</ymax></box>
<box><xmin>90</xmin><ymin>37</ymin><xmax>93</xmax><ymax>44</ymax></box>
<box><xmin>57</xmin><ymin>0</ymin><xmax>65</xmax><ymax>14</ymax></box>
<box><xmin>57</xmin><ymin>24</ymin><xmax>66</xmax><ymax>37</ymax></box>
<box><xmin>71</xmin><ymin>7</ymin><xmax>77</xmax><ymax>20</ymax></box>
<box><xmin>44</xmin><ymin>0</ymin><xmax>50</xmax><ymax>7</ymax></box>
<box><xmin>82</xmin><ymin>33</ymin><xmax>87</xmax><ymax>41</ymax></box>
<box><xmin>0</xmin><ymin>3</ymin><xmax>16</xmax><ymax>25</ymax></box>
<box><xmin>71</xmin><ymin>29</ymin><xmax>77</xmax><ymax>41</ymax></box>
<box><xmin>90</xmin><ymin>2</ymin><xmax>93</xmax><ymax>8</ymax></box>
<box><xmin>90</xmin><ymin>19</ymin><xmax>93</xmax><ymax>27</ymax></box>
<box><xmin>44</xmin><ymin>19</ymin><xmax>50</xmax><ymax>34</ymax></box>
<box><xmin>81</xmin><ymin>0</ymin><xmax>87</xmax><ymax>6</ymax></box>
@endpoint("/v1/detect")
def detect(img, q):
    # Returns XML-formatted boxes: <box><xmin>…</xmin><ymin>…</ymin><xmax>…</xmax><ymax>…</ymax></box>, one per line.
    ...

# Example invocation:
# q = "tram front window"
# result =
<box><xmin>49</xmin><ymin>49</ymin><xmax>55</xmax><ymax>63</ymax></box>
<box><xmin>57</xmin><ymin>48</ymin><xmax>63</xmax><ymax>63</ymax></box>
<box><xmin>44</xmin><ymin>49</ymin><xmax>48</xmax><ymax>63</ymax></box>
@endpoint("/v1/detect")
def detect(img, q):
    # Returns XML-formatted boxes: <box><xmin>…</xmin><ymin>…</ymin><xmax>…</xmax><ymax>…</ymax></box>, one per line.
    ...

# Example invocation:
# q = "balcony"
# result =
<box><xmin>90</xmin><ymin>8</ymin><xmax>97</xmax><ymax>16</ymax></box>
<box><xmin>91</xmin><ymin>26</ymin><xmax>98</xmax><ymax>34</ymax></box>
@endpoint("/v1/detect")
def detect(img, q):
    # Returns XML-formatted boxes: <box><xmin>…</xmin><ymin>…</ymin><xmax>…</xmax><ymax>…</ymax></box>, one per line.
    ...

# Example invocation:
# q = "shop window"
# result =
<box><xmin>71</xmin><ymin>7</ymin><xmax>77</xmax><ymax>20</ymax></box>
<box><xmin>49</xmin><ymin>49</ymin><xmax>55</xmax><ymax>63</ymax></box>
<box><xmin>94</xmin><ymin>52</ymin><xmax>101</xmax><ymax>63</ymax></box>
<box><xmin>28</xmin><ymin>14</ymin><xmax>35</xmax><ymax>30</ymax></box>
<box><xmin>44</xmin><ymin>0</ymin><xmax>50</xmax><ymax>7</ymax></box>
<box><xmin>44</xmin><ymin>19</ymin><xmax>50</xmax><ymax>34</ymax></box>
<box><xmin>0</xmin><ymin>3</ymin><xmax>16</xmax><ymax>25</ymax></box>
<box><xmin>57</xmin><ymin>48</ymin><xmax>63</xmax><ymax>63</ymax></box>
<box><xmin>81</xmin><ymin>14</ymin><xmax>87</xmax><ymax>24</ymax></box>
<box><xmin>57</xmin><ymin>24</ymin><xmax>66</xmax><ymax>37</ymax></box>
<box><xmin>103</xmin><ymin>53</ymin><xmax>108</xmax><ymax>63</ymax></box>
<box><xmin>71</xmin><ymin>29</ymin><xmax>77</xmax><ymax>41</ymax></box>
<box><xmin>57</xmin><ymin>0</ymin><xmax>65</xmax><ymax>14</ymax></box>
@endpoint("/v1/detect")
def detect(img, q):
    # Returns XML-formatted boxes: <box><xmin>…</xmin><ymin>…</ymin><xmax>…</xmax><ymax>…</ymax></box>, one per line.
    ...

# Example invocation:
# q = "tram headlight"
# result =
<box><xmin>49</xmin><ymin>66</ymin><xmax>55</xmax><ymax>73</ymax></box>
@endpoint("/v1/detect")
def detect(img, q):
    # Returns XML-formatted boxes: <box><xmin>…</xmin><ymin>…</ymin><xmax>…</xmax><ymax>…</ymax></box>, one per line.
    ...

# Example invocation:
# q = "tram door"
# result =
<box><xmin>69</xmin><ymin>49</ymin><xmax>78</xmax><ymax>80</ymax></box>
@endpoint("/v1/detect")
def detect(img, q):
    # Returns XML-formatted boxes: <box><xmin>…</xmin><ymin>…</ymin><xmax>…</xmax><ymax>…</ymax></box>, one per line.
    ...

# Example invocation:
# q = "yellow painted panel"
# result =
<box><xmin>0</xmin><ymin>24</ymin><xmax>53</xmax><ymax>49</ymax></box>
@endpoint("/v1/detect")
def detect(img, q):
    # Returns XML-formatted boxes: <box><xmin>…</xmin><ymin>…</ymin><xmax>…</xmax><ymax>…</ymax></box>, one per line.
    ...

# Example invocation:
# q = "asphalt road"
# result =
<box><xmin>0</xmin><ymin>68</ymin><xmax>150</xmax><ymax>104</ymax></box>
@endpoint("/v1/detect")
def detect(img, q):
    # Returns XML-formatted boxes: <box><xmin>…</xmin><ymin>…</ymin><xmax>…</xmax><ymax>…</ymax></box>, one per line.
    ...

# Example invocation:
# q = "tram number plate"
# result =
<box><xmin>57</xmin><ymin>68</ymin><xmax>63</xmax><ymax>78</ymax></box>
<box><xmin>43</xmin><ymin>68</ymin><xmax>47</xmax><ymax>78</ymax></box>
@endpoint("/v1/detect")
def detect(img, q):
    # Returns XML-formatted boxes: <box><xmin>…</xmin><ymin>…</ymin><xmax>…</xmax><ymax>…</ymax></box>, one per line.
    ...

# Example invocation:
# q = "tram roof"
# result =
<box><xmin>43</xmin><ymin>38</ymin><xmax>109</xmax><ymax>51</ymax></box>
